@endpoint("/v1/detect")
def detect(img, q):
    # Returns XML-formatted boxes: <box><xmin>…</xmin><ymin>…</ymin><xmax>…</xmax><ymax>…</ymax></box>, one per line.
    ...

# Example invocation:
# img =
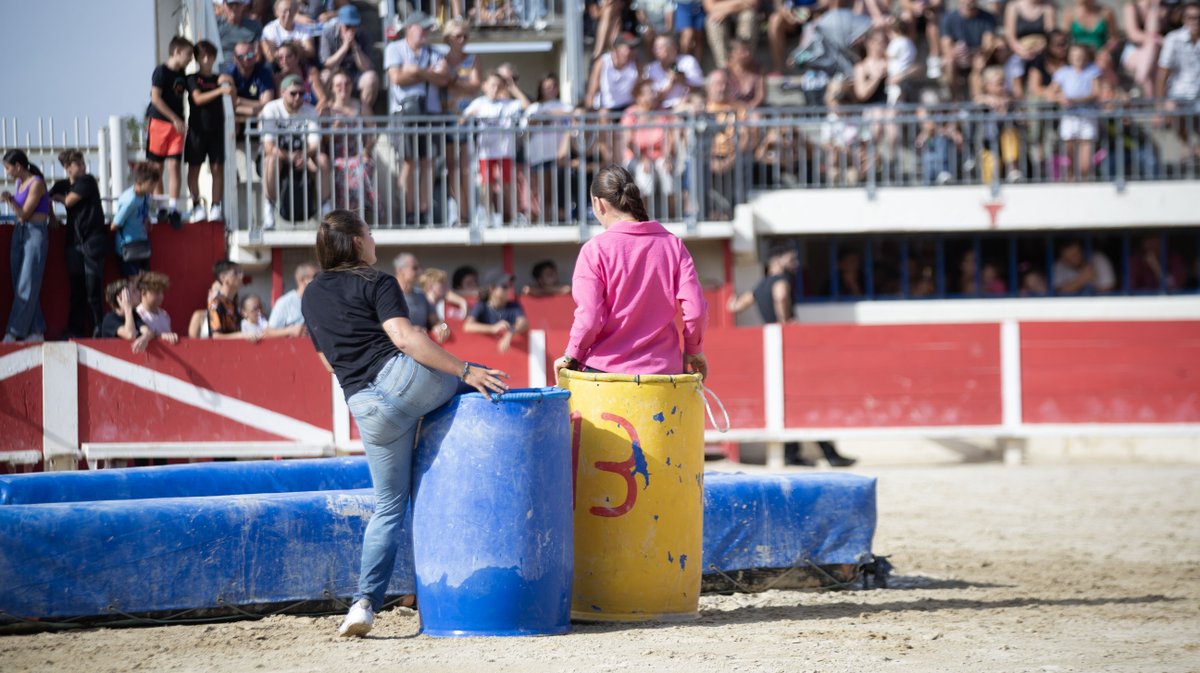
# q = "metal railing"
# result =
<box><xmin>236</xmin><ymin>101</ymin><xmax>1200</xmax><ymax>235</ymax></box>
<box><xmin>386</xmin><ymin>0</ymin><xmax>562</xmax><ymax>32</ymax></box>
<box><xmin>0</xmin><ymin>117</ymin><xmax>123</xmax><ymax>222</ymax></box>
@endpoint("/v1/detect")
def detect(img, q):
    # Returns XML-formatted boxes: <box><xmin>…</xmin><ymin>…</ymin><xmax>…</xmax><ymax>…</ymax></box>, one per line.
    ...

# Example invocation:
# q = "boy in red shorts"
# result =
<box><xmin>145</xmin><ymin>35</ymin><xmax>194</xmax><ymax>230</ymax></box>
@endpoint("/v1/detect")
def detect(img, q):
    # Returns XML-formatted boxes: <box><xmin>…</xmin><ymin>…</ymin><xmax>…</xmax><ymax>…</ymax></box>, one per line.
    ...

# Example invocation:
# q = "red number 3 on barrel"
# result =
<box><xmin>571</xmin><ymin>411</ymin><xmax>647</xmax><ymax>518</ymax></box>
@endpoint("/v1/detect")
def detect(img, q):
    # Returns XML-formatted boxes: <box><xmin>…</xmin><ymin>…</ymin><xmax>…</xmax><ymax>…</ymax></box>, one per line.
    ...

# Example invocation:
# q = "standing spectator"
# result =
<box><xmin>586</xmin><ymin>37</ymin><xmax>641</xmax><ymax>112</ymax></box>
<box><xmin>974</xmin><ymin>66</ymin><xmax>1023</xmax><ymax>183</ymax></box>
<box><xmin>621</xmin><ymin>80</ymin><xmax>679</xmax><ymax>214</ymax></box>
<box><xmin>637</xmin><ymin>0</ymin><xmax>673</xmax><ymax>48</ymax></box>
<box><xmin>900</xmin><ymin>0</ymin><xmax>946</xmax><ymax>79</ymax></box>
<box><xmin>1053</xmin><ymin>239</ymin><xmax>1116</xmax><ymax>294</ymax></box>
<box><xmin>319</xmin><ymin>4</ymin><xmax>380</xmax><ymax>113</ymax></box>
<box><xmin>1049</xmin><ymin>44</ymin><xmax>1103</xmax><ymax>181</ymax></box>
<box><xmin>226</xmin><ymin>41</ymin><xmax>276</xmax><ymax>118</ymax></box>
<box><xmin>112</xmin><ymin>162</ymin><xmax>160</xmax><ymax>276</ymax></box>
<box><xmin>136</xmin><ymin>272</ymin><xmax>179</xmax><ymax>343</ymax></box>
<box><xmin>100</xmin><ymin>279</ymin><xmax>155</xmax><ymax>353</ymax></box>
<box><xmin>325</xmin><ymin>70</ymin><xmax>376</xmax><ymax>213</ymax></box>
<box><xmin>1028</xmin><ymin>29</ymin><xmax>1070</xmax><ymax>99</ymax></box>
<box><xmin>145</xmin><ymin>36</ymin><xmax>194</xmax><ymax>230</ymax></box>
<box><xmin>819</xmin><ymin>78</ymin><xmax>862</xmax><ymax>185</ymax></box>
<box><xmin>393</xmin><ymin>253</ymin><xmax>434</xmax><ymax>334</ymax></box>
<box><xmin>1063</xmin><ymin>0</ymin><xmax>1120</xmax><ymax>63</ymax></box>
<box><xmin>261</xmin><ymin>0</ymin><xmax>316</xmax><ymax>64</ymax></box>
<box><xmin>463</xmin><ymin>71</ymin><xmax>530</xmax><ymax>225</ymax></box>
<box><xmin>1156</xmin><ymin>1</ymin><xmax>1200</xmax><ymax>160</ymax></box>
<box><xmin>768</xmin><ymin>0</ymin><xmax>815</xmax><ymax>74</ymax></box>
<box><xmin>727</xmin><ymin>245</ymin><xmax>857</xmax><ymax>468</ymax></box>
<box><xmin>240</xmin><ymin>294</ymin><xmax>270</xmax><ymax>336</ymax></box>
<box><xmin>703</xmin><ymin>0</ymin><xmax>759</xmax><ymax>68</ymax></box>
<box><xmin>915</xmin><ymin>102</ymin><xmax>964</xmax><ymax>185</ymax></box>
<box><xmin>646</xmin><ymin>35</ymin><xmax>706</xmax><ymax>109</ymax></box>
<box><xmin>523</xmin><ymin>260</ymin><xmax>572</xmax><ymax>296</ymax></box>
<box><xmin>186</xmin><ymin>40</ymin><xmax>235</xmax><ymax>224</ymax></box>
<box><xmin>443</xmin><ymin>20</ymin><xmax>483</xmax><ymax>226</ymax></box>
<box><xmin>726</xmin><ymin>38</ymin><xmax>766</xmax><ymax>110</ymax></box>
<box><xmin>464</xmin><ymin>270</ymin><xmax>529</xmax><ymax>352</ymax></box>
<box><xmin>384</xmin><ymin>11</ymin><xmax>451</xmax><ymax>224</ymax></box>
<box><xmin>526</xmin><ymin>74</ymin><xmax>572</xmax><ymax>224</ymax></box>
<box><xmin>671</xmin><ymin>0</ymin><xmax>708</xmax><ymax>63</ymax></box>
<box><xmin>217</xmin><ymin>0</ymin><xmax>264</xmax><ymax>65</ymax></box>
<box><xmin>1003</xmin><ymin>0</ymin><xmax>1056</xmax><ymax>97</ymax></box>
<box><xmin>886</xmin><ymin>18</ymin><xmax>920</xmax><ymax>105</ymax></box>
<box><xmin>275</xmin><ymin>42</ymin><xmax>327</xmax><ymax>111</ymax></box>
<box><xmin>50</xmin><ymin>150</ymin><xmax>107</xmax><ymax>338</ymax></box>
<box><xmin>260</xmin><ymin>74</ymin><xmax>334</xmax><ymax>228</ymax></box>
<box><xmin>268</xmin><ymin>261</ymin><xmax>317</xmax><ymax>329</ymax></box>
<box><xmin>1123</xmin><ymin>0</ymin><xmax>1168</xmax><ymax>97</ymax></box>
<box><xmin>939</xmin><ymin>0</ymin><xmax>997</xmax><ymax>97</ymax></box>
<box><xmin>587</xmin><ymin>0</ymin><xmax>638</xmax><ymax>60</ymax></box>
<box><xmin>1</xmin><ymin>150</ymin><xmax>49</xmax><ymax>343</ymax></box>
<box><xmin>705</xmin><ymin>69</ymin><xmax>749</xmax><ymax>216</ymax></box>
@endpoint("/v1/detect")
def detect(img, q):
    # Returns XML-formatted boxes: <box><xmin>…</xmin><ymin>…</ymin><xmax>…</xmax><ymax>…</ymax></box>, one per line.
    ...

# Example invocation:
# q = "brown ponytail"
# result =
<box><xmin>316</xmin><ymin>209</ymin><xmax>376</xmax><ymax>277</ymax></box>
<box><xmin>590</xmin><ymin>164</ymin><xmax>651</xmax><ymax>223</ymax></box>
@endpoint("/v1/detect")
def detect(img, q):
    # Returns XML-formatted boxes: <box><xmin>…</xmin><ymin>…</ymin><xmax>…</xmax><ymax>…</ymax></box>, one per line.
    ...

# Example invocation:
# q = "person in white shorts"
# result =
<box><xmin>1049</xmin><ymin>43</ymin><xmax>1102</xmax><ymax>180</ymax></box>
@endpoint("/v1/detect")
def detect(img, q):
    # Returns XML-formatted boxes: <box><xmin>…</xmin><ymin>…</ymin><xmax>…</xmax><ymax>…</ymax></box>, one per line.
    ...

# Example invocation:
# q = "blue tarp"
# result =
<box><xmin>0</xmin><ymin>464</ymin><xmax>875</xmax><ymax>620</ymax></box>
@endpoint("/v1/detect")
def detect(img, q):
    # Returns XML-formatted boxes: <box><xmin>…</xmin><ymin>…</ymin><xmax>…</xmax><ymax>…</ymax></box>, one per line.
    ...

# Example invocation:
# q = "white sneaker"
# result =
<box><xmin>337</xmin><ymin>598</ymin><xmax>374</xmax><ymax>637</ymax></box>
<box><xmin>208</xmin><ymin>204</ymin><xmax>223</xmax><ymax>222</ymax></box>
<box><xmin>188</xmin><ymin>205</ymin><xmax>207</xmax><ymax>224</ymax></box>
<box><xmin>926</xmin><ymin>56</ymin><xmax>942</xmax><ymax>80</ymax></box>
<box><xmin>262</xmin><ymin>203</ymin><xmax>276</xmax><ymax>231</ymax></box>
<box><xmin>1</xmin><ymin>333</ymin><xmax>16</xmax><ymax>344</ymax></box>
<box><xmin>320</xmin><ymin>200</ymin><xmax>334</xmax><ymax>217</ymax></box>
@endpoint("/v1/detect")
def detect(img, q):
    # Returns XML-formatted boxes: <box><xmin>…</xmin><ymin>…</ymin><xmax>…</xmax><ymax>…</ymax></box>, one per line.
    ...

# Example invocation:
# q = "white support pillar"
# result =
<box><xmin>763</xmin><ymin>323</ymin><xmax>785</xmax><ymax>469</ymax></box>
<box><xmin>332</xmin><ymin>372</ymin><xmax>350</xmax><ymax>452</ymax></box>
<box><xmin>108</xmin><ymin>115</ymin><xmax>128</xmax><ymax>205</ymax></box>
<box><xmin>42</xmin><ymin>342</ymin><xmax>79</xmax><ymax>470</ymax></box>
<box><xmin>528</xmin><ymin>330</ymin><xmax>548</xmax><ymax>388</ymax></box>
<box><xmin>1000</xmin><ymin>319</ymin><xmax>1025</xmax><ymax>466</ymax></box>
<box><xmin>96</xmin><ymin>126</ymin><xmax>111</xmax><ymax>219</ymax></box>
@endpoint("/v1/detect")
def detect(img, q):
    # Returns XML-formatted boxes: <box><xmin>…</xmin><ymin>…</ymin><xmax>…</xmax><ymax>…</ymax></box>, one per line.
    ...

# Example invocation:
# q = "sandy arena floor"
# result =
<box><xmin>3</xmin><ymin>461</ymin><xmax>1198</xmax><ymax>673</ymax></box>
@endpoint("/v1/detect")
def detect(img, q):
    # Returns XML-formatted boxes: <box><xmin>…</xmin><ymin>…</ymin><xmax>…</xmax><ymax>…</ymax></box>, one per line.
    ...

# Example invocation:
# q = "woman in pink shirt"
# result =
<box><xmin>554</xmin><ymin>165</ymin><xmax>708</xmax><ymax>379</ymax></box>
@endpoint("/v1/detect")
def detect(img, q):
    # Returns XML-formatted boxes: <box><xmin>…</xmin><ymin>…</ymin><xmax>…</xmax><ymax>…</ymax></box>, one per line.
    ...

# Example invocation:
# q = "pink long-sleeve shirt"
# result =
<box><xmin>566</xmin><ymin>220</ymin><xmax>708</xmax><ymax>374</ymax></box>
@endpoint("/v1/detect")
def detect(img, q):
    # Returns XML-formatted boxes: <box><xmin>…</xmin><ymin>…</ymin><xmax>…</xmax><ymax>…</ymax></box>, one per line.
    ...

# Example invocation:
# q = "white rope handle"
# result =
<box><xmin>700</xmin><ymin>383</ymin><xmax>731</xmax><ymax>433</ymax></box>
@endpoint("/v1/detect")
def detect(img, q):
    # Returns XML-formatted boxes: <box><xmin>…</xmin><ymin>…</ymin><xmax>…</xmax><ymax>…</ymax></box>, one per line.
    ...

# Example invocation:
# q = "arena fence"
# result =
<box><xmin>233</xmin><ymin>102</ymin><xmax>1200</xmax><ymax>237</ymax></box>
<box><xmin>2</xmin><ymin>319</ymin><xmax>1196</xmax><ymax>470</ymax></box>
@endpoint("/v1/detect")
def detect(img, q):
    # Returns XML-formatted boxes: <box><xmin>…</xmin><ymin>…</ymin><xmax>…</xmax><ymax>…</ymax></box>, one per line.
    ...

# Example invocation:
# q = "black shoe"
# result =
<box><xmin>825</xmin><ymin>455</ymin><xmax>857</xmax><ymax>468</ymax></box>
<box><xmin>156</xmin><ymin>208</ymin><xmax>168</xmax><ymax>225</ymax></box>
<box><xmin>786</xmin><ymin>456</ymin><xmax>817</xmax><ymax>467</ymax></box>
<box><xmin>167</xmin><ymin>210</ymin><xmax>183</xmax><ymax>230</ymax></box>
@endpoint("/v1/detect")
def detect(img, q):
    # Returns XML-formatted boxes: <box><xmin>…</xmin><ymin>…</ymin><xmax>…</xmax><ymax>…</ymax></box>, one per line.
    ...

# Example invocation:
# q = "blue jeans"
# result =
<box><xmin>7</xmin><ymin>221</ymin><xmax>48</xmax><ymax>339</ymax></box>
<box><xmin>347</xmin><ymin>353</ymin><xmax>467</xmax><ymax>609</ymax></box>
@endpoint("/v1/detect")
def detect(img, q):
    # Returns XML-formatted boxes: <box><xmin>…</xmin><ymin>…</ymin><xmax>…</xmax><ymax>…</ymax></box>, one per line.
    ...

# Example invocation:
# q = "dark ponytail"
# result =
<box><xmin>316</xmin><ymin>209</ymin><xmax>376</xmax><ymax>277</ymax></box>
<box><xmin>2</xmin><ymin>149</ymin><xmax>44</xmax><ymax>179</ymax></box>
<box><xmin>590</xmin><ymin>164</ymin><xmax>651</xmax><ymax>223</ymax></box>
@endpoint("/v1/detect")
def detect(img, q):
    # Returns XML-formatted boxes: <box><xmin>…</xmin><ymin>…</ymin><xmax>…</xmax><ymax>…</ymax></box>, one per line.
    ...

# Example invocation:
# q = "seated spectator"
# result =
<box><xmin>1003</xmin><ymin>0</ymin><xmax>1056</xmax><ymax>97</ymax></box>
<box><xmin>753</xmin><ymin>127</ymin><xmax>805</xmax><ymax>188</ymax></box>
<box><xmin>112</xmin><ymin>162</ymin><xmax>159</xmax><ymax>276</ymax></box>
<box><xmin>260</xmin><ymin>74</ymin><xmax>333</xmax><ymax>228</ymax></box>
<box><xmin>939</xmin><ymin>0</ymin><xmax>997</xmax><ymax>98</ymax></box>
<box><xmin>301</xmin><ymin>0</ymin><xmax>345</xmax><ymax>23</ymax></box>
<box><xmin>136</xmin><ymin>272</ymin><xmax>179</xmax><ymax>342</ymax></box>
<box><xmin>464</xmin><ymin>270</ymin><xmax>529</xmax><ymax>352</ymax></box>
<box><xmin>523</xmin><ymin>260</ymin><xmax>572</xmax><ymax>297</ymax></box>
<box><xmin>822</xmin><ymin>247</ymin><xmax>865</xmax><ymax>297</ymax></box>
<box><xmin>671</xmin><ymin>0</ymin><xmax>707</xmax><ymax>63</ymax></box>
<box><xmin>1019</xmin><ymin>264</ymin><xmax>1049</xmax><ymax>296</ymax></box>
<box><xmin>261</xmin><ymin>0</ymin><xmax>316</xmax><ymax>64</ymax></box>
<box><xmin>240</xmin><ymin>294</ymin><xmax>270</xmax><ymax>335</ymax></box>
<box><xmin>703</xmin><ymin>0</ymin><xmax>758</xmax><ymax>68</ymax></box>
<box><xmin>100</xmin><ymin>278</ymin><xmax>155</xmax><ymax>353</ymax></box>
<box><xmin>463</xmin><ymin>71</ymin><xmax>530</xmax><ymax>225</ymax></box>
<box><xmin>217</xmin><ymin>0</ymin><xmax>264</xmax><ymax>66</ymax></box>
<box><xmin>319</xmin><ymin>4</ymin><xmax>380</xmax><ymax>113</ymax></box>
<box><xmin>393</xmin><ymin>253</ymin><xmax>434</xmax><ymax>333</ymax></box>
<box><xmin>208</xmin><ymin>259</ymin><xmax>257</xmax><ymax>340</ymax></box>
<box><xmin>899</xmin><ymin>0</ymin><xmax>945</xmax><ymax>79</ymax></box>
<box><xmin>1048</xmin><ymin>44</ymin><xmax>1102</xmax><ymax>181</ymax></box>
<box><xmin>274</xmin><ymin>42</ymin><xmax>327</xmax><ymax>111</ymax></box>
<box><xmin>419</xmin><ymin>268</ymin><xmax>465</xmax><ymax>343</ymax></box>
<box><xmin>226</xmin><ymin>41</ymin><xmax>276</xmax><ymax>118</ymax></box>
<box><xmin>325</xmin><ymin>71</ymin><xmax>376</xmax><ymax>213</ymax></box>
<box><xmin>622</xmin><ymin>80</ymin><xmax>678</xmax><ymax>213</ymax></box>
<box><xmin>726</xmin><ymin>38</ymin><xmax>766</xmax><ymax>110</ymax></box>
<box><xmin>646</xmin><ymin>35</ymin><xmax>706</xmax><ymax>109</ymax></box>
<box><xmin>452</xmin><ymin>265</ymin><xmax>480</xmax><ymax>302</ymax></box>
<box><xmin>586</xmin><ymin>36</ymin><xmax>640</xmax><ymax>112</ymax></box>
<box><xmin>1156</xmin><ymin>3</ymin><xmax>1200</xmax><ymax>161</ymax></box>
<box><xmin>1053</xmin><ymin>239</ymin><xmax>1116</xmax><ymax>294</ymax></box>
<box><xmin>1129</xmin><ymin>233</ymin><xmax>1187</xmax><ymax>291</ymax></box>
<box><xmin>768</xmin><ymin>0</ymin><xmax>817</xmax><ymax>74</ymax></box>
<box><xmin>268</xmin><ymin>261</ymin><xmax>316</xmax><ymax>329</ymax></box>
<box><xmin>958</xmin><ymin>250</ymin><xmax>1007</xmax><ymax>296</ymax></box>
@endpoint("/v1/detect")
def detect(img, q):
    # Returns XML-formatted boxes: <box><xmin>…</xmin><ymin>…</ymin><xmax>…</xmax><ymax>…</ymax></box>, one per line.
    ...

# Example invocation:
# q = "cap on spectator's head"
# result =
<box><xmin>280</xmin><ymin>74</ymin><xmax>304</xmax><ymax>91</ymax></box>
<box><xmin>403</xmin><ymin>10</ymin><xmax>437</xmax><ymax>30</ymax></box>
<box><xmin>338</xmin><ymin>4</ymin><xmax>362</xmax><ymax>26</ymax></box>
<box><xmin>482</xmin><ymin>269</ymin><xmax>515</xmax><ymax>289</ymax></box>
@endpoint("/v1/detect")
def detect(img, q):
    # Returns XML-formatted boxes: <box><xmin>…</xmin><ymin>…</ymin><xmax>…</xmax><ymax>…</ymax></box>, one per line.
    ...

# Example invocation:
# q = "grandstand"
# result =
<box><xmin>0</xmin><ymin>0</ymin><xmax>1197</xmax><ymax>471</ymax></box>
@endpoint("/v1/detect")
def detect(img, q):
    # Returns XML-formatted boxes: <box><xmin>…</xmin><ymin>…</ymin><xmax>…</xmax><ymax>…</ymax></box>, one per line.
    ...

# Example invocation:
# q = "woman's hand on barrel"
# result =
<box><xmin>465</xmin><ymin>364</ymin><xmax>510</xmax><ymax>399</ymax></box>
<box><xmin>686</xmin><ymin>353</ymin><xmax>709</xmax><ymax>381</ymax></box>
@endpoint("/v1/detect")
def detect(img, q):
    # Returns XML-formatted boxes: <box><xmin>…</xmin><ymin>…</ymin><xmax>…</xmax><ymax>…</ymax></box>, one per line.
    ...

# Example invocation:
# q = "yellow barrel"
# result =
<box><xmin>558</xmin><ymin>370</ymin><xmax>705</xmax><ymax>621</ymax></box>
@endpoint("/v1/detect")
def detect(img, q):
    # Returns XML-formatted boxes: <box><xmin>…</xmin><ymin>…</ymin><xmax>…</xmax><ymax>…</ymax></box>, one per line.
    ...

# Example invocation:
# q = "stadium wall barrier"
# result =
<box><xmin>1</xmin><ymin>320</ymin><xmax>1197</xmax><ymax>468</ymax></box>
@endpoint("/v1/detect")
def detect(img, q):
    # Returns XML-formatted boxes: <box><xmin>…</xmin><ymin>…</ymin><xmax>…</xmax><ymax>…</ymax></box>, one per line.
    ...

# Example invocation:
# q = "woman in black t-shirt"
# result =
<box><xmin>301</xmin><ymin>210</ymin><xmax>508</xmax><ymax>638</ymax></box>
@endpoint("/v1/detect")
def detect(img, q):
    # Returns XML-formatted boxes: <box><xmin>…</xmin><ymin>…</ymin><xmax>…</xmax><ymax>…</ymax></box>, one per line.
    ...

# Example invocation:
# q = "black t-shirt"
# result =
<box><xmin>186</xmin><ymin>72</ymin><xmax>226</xmax><ymax>132</ymax></box>
<box><xmin>302</xmin><ymin>269</ymin><xmax>410</xmax><ymax>398</ymax></box>
<box><xmin>752</xmin><ymin>273</ymin><xmax>791</xmax><ymax>325</ymax></box>
<box><xmin>65</xmin><ymin>174</ymin><xmax>106</xmax><ymax>245</ymax></box>
<box><xmin>147</xmin><ymin>63</ymin><xmax>188</xmax><ymax>121</ymax></box>
<box><xmin>100</xmin><ymin>311</ymin><xmax>146</xmax><ymax>339</ymax></box>
<box><xmin>940</xmin><ymin>10</ymin><xmax>997</xmax><ymax>50</ymax></box>
<box><xmin>468</xmin><ymin>300</ymin><xmax>526</xmax><ymax>326</ymax></box>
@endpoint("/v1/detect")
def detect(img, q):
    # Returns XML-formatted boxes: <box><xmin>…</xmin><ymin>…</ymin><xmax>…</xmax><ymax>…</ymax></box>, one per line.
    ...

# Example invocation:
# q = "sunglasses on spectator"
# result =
<box><xmin>236</xmin><ymin>52</ymin><xmax>255</xmax><ymax>60</ymax></box>
<box><xmin>286</xmin><ymin>89</ymin><xmax>304</xmax><ymax>98</ymax></box>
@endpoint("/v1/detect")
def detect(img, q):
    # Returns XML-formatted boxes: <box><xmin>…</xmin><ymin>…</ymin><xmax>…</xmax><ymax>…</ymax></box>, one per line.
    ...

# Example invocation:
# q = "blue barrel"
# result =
<box><xmin>412</xmin><ymin>387</ymin><xmax>573</xmax><ymax>637</ymax></box>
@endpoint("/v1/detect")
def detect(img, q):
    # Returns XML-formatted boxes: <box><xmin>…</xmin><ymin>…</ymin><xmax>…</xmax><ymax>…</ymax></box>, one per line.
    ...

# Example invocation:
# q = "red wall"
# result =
<box><xmin>0</xmin><ymin>344</ymin><xmax>42</xmax><ymax>462</ymax></box>
<box><xmin>1021</xmin><ymin>321</ymin><xmax>1200</xmax><ymax>424</ymax></box>
<box><xmin>0</xmin><ymin>222</ymin><xmax>226</xmax><ymax>339</ymax></box>
<box><xmin>782</xmin><ymin>324</ymin><xmax>1004</xmax><ymax>427</ymax></box>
